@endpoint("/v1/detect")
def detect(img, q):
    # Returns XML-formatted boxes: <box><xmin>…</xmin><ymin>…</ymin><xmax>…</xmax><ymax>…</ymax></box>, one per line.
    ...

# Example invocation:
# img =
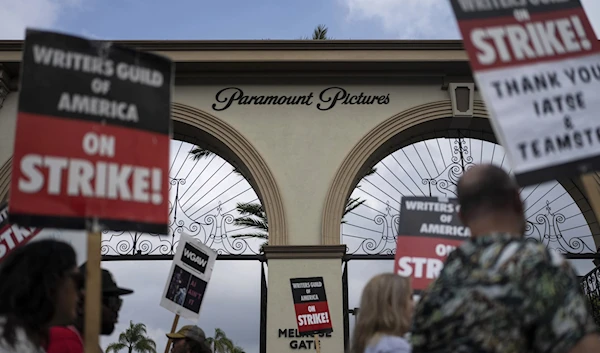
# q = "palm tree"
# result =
<box><xmin>188</xmin><ymin>147</ymin><xmax>376</xmax><ymax>248</ymax></box>
<box><xmin>106</xmin><ymin>321</ymin><xmax>157</xmax><ymax>353</ymax></box>
<box><xmin>206</xmin><ymin>328</ymin><xmax>236</xmax><ymax>353</ymax></box>
<box><xmin>302</xmin><ymin>24</ymin><xmax>329</xmax><ymax>40</ymax></box>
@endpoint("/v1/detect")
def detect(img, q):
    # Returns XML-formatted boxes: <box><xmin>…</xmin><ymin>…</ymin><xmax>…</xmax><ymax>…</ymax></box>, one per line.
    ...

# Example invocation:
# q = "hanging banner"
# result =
<box><xmin>394</xmin><ymin>196</ymin><xmax>469</xmax><ymax>291</ymax></box>
<box><xmin>0</xmin><ymin>201</ymin><xmax>87</xmax><ymax>264</ymax></box>
<box><xmin>160</xmin><ymin>233</ymin><xmax>217</xmax><ymax>320</ymax></box>
<box><xmin>290</xmin><ymin>277</ymin><xmax>333</xmax><ymax>335</ymax></box>
<box><xmin>448</xmin><ymin>0</ymin><xmax>600</xmax><ymax>186</ymax></box>
<box><xmin>8</xmin><ymin>29</ymin><xmax>173</xmax><ymax>233</ymax></box>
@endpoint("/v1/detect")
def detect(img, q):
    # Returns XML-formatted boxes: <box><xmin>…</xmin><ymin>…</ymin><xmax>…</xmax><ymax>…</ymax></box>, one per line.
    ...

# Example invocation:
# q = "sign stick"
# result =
<box><xmin>581</xmin><ymin>174</ymin><xmax>600</xmax><ymax>232</ymax></box>
<box><xmin>84</xmin><ymin>226</ymin><xmax>102</xmax><ymax>353</ymax></box>
<box><xmin>314</xmin><ymin>333</ymin><xmax>321</xmax><ymax>353</ymax></box>
<box><xmin>164</xmin><ymin>314</ymin><xmax>180</xmax><ymax>353</ymax></box>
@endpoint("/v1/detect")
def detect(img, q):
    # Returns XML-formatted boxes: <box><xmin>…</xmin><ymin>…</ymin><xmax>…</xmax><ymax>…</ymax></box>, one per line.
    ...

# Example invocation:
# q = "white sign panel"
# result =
<box><xmin>449</xmin><ymin>0</ymin><xmax>600</xmax><ymax>186</ymax></box>
<box><xmin>160</xmin><ymin>233</ymin><xmax>217</xmax><ymax>320</ymax></box>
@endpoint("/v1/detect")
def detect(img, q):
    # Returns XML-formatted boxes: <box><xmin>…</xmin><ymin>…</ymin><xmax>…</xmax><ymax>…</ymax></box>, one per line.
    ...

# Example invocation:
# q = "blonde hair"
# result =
<box><xmin>350</xmin><ymin>273</ymin><xmax>412</xmax><ymax>353</ymax></box>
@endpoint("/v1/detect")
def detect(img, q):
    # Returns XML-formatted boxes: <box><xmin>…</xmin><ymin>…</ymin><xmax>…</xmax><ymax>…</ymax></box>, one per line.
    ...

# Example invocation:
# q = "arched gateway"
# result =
<box><xmin>0</xmin><ymin>40</ymin><xmax>598</xmax><ymax>353</ymax></box>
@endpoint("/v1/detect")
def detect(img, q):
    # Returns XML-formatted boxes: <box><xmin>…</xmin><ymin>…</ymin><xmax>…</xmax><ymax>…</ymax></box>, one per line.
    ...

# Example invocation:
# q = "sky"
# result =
<box><xmin>2</xmin><ymin>1</ymin><xmax>600</xmax><ymax>353</ymax></box>
<box><xmin>0</xmin><ymin>0</ymin><xmax>599</xmax><ymax>40</ymax></box>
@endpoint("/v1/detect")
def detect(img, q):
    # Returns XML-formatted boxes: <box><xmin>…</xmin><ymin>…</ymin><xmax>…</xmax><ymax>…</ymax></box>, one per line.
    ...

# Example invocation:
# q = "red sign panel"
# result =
<box><xmin>0</xmin><ymin>202</ymin><xmax>42</xmax><ymax>263</ymax></box>
<box><xmin>395</xmin><ymin>196</ymin><xmax>469</xmax><ymax>291</ymax></box>
<box><xmin>290</xmin><ymin>277</ymin><xmax>333</xmax><ymax>335</ymax></box>
<box><xmin>8</xmin><ymin>30</ymin><xmax>173</xmax><ymax>234</ymax></box>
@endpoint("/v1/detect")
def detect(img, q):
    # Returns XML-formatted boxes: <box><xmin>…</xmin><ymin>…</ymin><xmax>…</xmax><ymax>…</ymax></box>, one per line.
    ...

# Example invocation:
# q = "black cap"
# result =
<box><xmin>79</xmin><ymin>263</ymin><xmax>134</xmax><ymax>296</ymax></box>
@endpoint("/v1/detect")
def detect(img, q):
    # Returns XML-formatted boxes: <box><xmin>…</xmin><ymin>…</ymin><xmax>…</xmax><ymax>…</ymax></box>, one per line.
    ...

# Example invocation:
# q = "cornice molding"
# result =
<box><xmin>263</xmin><ymin>245</ymin><xmax>347</xmax><ymax>259</ymax></box>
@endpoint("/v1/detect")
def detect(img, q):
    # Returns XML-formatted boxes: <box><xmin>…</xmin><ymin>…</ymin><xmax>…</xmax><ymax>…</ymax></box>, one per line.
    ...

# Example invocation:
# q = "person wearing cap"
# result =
<box><xmin>166</xmin><ymin>325</ymin><xmax>211</xmax><ymax>353</ymax></box>
<box><xmin>46</xmin><ymin>264</ymin><xmax>134</xmax><ymax>353</ymax></box>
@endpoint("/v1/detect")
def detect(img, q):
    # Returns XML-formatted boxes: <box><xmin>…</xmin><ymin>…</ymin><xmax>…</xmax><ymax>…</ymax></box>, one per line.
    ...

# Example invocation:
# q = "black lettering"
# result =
<box><xmin>213</xmin><ymin>87</ymin><xmax>391</xmax><ymax>111</ymax></box>
<box><xmin>532</xmin><ymin>92</ymin><xmax>585</xmax><ymax>117</ymax></box>
<box><xmin>494</xmin><ymin>72</ymin><xmax>562</xmax><ymax>99</ymax></box>
<box><xmin>212</xmin><ymin>87</ymin><xmax>243</xmax><ymax>111</ymax></box>
<box><xmin>517</xmin><ymin>125</ymin><xmax>600</xmax><ymax>161</ymax></box>
<box><xmin>278</xmin><ymin>329</ymin><xmax>287</xmax><ymax>338</ymax></box>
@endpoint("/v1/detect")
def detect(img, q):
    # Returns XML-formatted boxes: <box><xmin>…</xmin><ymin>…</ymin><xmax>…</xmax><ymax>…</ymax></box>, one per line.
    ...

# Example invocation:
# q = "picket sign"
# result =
<box><xmin>8</xmin><ymin>29</ymin><xmax>173</xmax><ymax>353</ymax></box>
<box><xmin>159</xmin><ymin>234</ymin><xmax>217</xmax><ymax>353</ymax></box>
<box><xmin>446</xmin><ymin>0</ymin><xmax>600</xmax><ymax>257</ymax></box>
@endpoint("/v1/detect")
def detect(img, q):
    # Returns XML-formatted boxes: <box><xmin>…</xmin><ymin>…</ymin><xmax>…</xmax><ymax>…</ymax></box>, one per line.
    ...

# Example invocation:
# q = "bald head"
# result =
<box><xmin>457</xmin><ymin>164</ymin><xmax>523</xmax><ymax>225</ymax></box>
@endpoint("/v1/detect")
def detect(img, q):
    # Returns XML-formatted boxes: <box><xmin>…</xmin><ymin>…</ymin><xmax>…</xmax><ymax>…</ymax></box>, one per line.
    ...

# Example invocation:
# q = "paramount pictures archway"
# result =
<box><xmin>329</xmin><ymin>105</ymin><xmax>600</xmax><ymax>345</ymax></box>
<box><xmin>1</xmin><ymin>40</ymin><xmax>600</xmax><ymax>353</ymax></box>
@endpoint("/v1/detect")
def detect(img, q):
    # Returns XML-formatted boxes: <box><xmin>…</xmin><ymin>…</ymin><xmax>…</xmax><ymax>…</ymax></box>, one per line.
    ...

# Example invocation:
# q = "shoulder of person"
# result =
<box><xmin>514</xmin><ymin>240</ymin><xmax>570</xmax><ymax>270</ymax></box>
<box><xmin>365</xmin><ymin>334</ymin><xmax>412</xmax><ymax>353</ymax></box>
<box><xmin>47</xmin><ymin>326</ymin><xmax>84</xmax><ymax>353</ymax></box>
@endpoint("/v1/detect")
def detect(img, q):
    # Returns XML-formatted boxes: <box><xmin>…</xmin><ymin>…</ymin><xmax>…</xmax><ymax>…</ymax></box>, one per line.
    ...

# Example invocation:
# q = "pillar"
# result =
<box><xmin>263</xmin><ymin>245</ymin><xmax>346</xmax><ymax>353</ymax></box>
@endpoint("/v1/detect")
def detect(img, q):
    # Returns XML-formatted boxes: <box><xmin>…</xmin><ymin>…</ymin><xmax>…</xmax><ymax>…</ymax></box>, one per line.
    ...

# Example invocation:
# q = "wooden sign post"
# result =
<box><xmin>84</xmin><ymin>230</ymin><xmax>102</xmax><ymax>353</ymax></box>
<box><xmin>314</xmin><ymin>333</ymin><xmax>321</xmax><ymax>353</ymax></box>
<box><xmin>164</xmin><ymin>314</ymin><xmax>180</xmax><ymax>353</ymax></box>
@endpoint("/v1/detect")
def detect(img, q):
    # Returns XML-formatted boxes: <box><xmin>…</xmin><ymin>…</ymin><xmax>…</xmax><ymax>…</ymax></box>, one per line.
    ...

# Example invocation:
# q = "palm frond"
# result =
<box><xmin>231</xmin><ymin>232</ymin><xmax>269</xmax><ymax>240</ymax></box>
<box><xmin>342</xmin><ymin>197</ymin><xmax>366</xmax><ymax>224</ymax></box>
<box><xmin>235</xmin><ymin>202</ymin><xmax>265</xmax><ymax>218</ymax></box>
<box><xmin>189</xmin><ymin>146</ymin><xmax>213</xmax><ymax>161</ymax></box>
<box><xmin>312</xmin><ymin>24</ymin><xmax>329</xmax><ymax>40</ymax></box>
<box><xmin>233</xmin><ymin>217</ymin><xmax>268</xmax><ymax>232</ymax></box>
<box><xmin>363</xmin><ymin>167</ymin><xmax>377</xmax><ymax>177</ymax></box>
<box><xmin>106</xmin><ymin>342</ymin><xmax>127</xmax><ymax>353</ymax></box>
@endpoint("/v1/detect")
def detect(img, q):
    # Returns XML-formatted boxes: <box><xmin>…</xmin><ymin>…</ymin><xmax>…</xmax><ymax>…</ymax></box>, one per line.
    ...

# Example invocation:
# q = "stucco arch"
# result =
<box><xmin>322</xmin><ymin>100</ymin><xmax>600</xmax><ymax>247</ymax></box>
<box><xmin>0</xmin><ymin>102</ymin><xmax>288</xmax><ymax>245</ymax></box>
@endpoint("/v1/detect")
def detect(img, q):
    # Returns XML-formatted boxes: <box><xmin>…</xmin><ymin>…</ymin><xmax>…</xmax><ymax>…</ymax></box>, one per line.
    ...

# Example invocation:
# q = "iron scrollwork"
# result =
<box><xmin>343</xmin><ymin>135</ymin><xmax>596</xmax><ymax>256</ymax></box>
<box><xmin>101</xmin><ymin>176</ymin><xmax>263</xmax><ymax>256</ymax></box>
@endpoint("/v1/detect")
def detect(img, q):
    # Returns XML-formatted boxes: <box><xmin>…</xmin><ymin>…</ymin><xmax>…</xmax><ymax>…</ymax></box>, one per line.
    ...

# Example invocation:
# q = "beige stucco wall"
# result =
<box><xmin>0</xmin><ymin>84</ymin><xmax>485</xmax><ymax>245</ymax></box>
<box><xmin>175</xmin><ymin>84</ymin><xmax>451</xmax><ymax>245</ymax></box>
<box><xmin>0</xmin><ymin>92</ymin><xmax>17</xmax><ymax>168</ymax></box>
<box><xmin>266</xmin><ymin>258</ymin><xmax>343</xmax><ymax>353</ymax></box>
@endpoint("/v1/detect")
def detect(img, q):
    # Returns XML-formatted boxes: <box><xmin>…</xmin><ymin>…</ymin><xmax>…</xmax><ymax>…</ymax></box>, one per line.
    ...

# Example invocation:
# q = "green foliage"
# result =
<box><xmin>106</xmin><ymin>321</ymin><xmax>157</xmax><ymax>353</ymax></box>
<box><xmin>207</xmin><ymin>328</ymin><xmax>245</xmax><ymax>353</ymax></box>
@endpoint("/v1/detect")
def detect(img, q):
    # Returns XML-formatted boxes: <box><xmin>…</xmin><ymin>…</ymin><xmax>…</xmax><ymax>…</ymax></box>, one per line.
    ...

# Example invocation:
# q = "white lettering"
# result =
<box><xmin>16</xmin><ymin>155</ymin><xmax>161</xmax><ymax>204</ymax></box>
<box><xmin>57</xmin><ymin>92</ymin><xmax>139</xmax><ymax>122</ymax></box>
<box><xmin>396</xmin><ymin>256</ymin><xmax>444</xmax><ymax>279</ymax></box>
<box><xmin>471</xmin><ymin>15</ymin><xmax>593</xmax><ymax>66</ymax></box>
<box><xmin>297</xmin><ymin>313</ymin><xmax>330</xmax><ymax>327</ymax></box>
<box><xmin>116</xmin><ymin>62</ymin><xmax>164</xmax><ymax>87</ymax></box>
<box><xmin>419</xmin><ymin>223</ymin><xmax>471</xmax><ymax>237</ymax></box>
<box><xmin>18</xmin><ymin>155</ymin><xmax>44</xmax><ymax>193</ymax></box>
<box><xmin>183</xmin><ymin>248</ymin><xmax>207</xmax><ymax>268</ymax></box>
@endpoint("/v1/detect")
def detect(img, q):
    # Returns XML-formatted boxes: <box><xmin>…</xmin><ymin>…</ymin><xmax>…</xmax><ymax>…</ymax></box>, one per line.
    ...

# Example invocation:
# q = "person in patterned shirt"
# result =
<box><xmin>411</xmin><ymin>164</ymin><xmax>600</xmax><ymax>353</ymax></box>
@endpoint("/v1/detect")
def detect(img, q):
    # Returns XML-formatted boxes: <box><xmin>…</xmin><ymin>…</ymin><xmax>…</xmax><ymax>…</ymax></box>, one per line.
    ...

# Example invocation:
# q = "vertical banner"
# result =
<box><xmin>160</xmin><ymin>233</ymin><xmax>217</xmax><ymax>320</ymax></box>
<box><xmin>448</xmin><ymin>0</ymin><xmax>600</xmax><ymax>186</ymax></box>
<box><xmin>8</xmin><ymin>29</ymin><xmax>173</xmax><ymax>234</ymax></box>
<box><xmin>290</xmin><ymin>277</ymin><xmax>333</xmax><ymax>335</ymax></box>
<box><xmin>394</xmin><ymin>196</ymin><xmax>469</xmax><ymax>291</ymax></box>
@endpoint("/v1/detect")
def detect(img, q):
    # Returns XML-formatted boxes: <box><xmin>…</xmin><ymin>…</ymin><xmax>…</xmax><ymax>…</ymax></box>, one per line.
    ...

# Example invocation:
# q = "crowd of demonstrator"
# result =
<box><xmin>1</xmin><ymin>165</ymin><xmax>600</xmax><ymax>353</ymax></box>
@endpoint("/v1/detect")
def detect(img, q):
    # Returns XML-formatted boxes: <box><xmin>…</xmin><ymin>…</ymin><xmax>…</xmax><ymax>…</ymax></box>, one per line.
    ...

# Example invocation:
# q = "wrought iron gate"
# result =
<box><xmin>340</xmin><ymin>130</ymin><xmax>600</xmax><ymax>349</ymax></box>
<box><xmin>100</xmin><ymin>139</ymin><xmax>269</xmax><ymax>353</ymax></box>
